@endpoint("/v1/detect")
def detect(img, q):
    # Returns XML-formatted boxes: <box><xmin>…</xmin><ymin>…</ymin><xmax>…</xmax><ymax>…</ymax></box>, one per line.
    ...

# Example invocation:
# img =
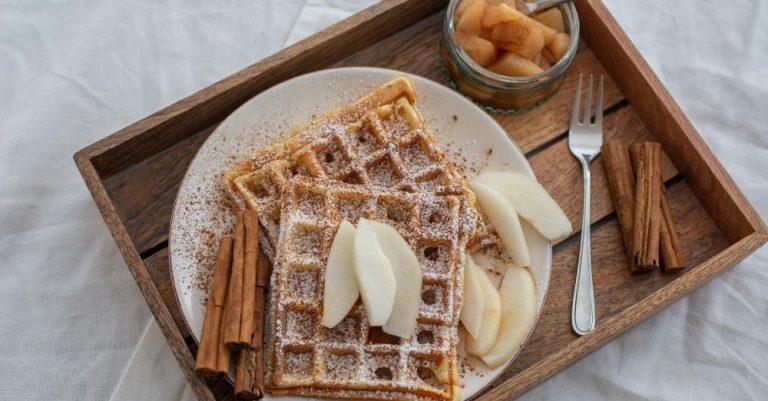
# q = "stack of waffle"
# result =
<box><xmin>224</xmin><ymin>76</ymin><xmax>482</xmax><ymax>401</ymax></box>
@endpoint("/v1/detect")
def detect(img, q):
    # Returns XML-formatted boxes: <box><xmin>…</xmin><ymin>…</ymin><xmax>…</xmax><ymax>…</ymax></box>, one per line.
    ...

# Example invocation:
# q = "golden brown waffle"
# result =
<box><xmin>227</xmin><ymin>79</ymin><xmax>493</xmax><ymax>259</ymax></box>
<box><xmin>223</xmin><ymin>76</ymin><xmax>417</xmax><ymax>207</ymax></box>
<box><xmin>266</xmin><ymin>176</ymin><xmax>474</xmax><ymax>401</ymax></box>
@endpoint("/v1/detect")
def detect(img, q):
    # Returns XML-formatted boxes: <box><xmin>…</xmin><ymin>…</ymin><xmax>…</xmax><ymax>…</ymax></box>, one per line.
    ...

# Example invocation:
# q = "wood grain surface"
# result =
<box><xmin>74</xmin><ymin>0</ymin><xmax>767</xmax><ymax>400</ymax></box>
<box><xmin>576</xmin><ymin>0</ymin><xmax>768</xmax><ymax>243</ymax></box>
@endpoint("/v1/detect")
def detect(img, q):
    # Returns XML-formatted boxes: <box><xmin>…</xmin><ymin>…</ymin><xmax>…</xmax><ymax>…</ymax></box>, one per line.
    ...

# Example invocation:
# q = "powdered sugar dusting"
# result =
<box><xmin>267</xmin><ymin>176</ymin><xmax>473</xmax><ymax>400</ymax></box>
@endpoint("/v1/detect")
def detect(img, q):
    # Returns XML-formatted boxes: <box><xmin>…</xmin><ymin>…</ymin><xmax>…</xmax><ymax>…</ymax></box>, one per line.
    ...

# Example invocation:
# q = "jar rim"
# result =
<box><xmin>444</xmin><ymin>0</ymin><xmax>580</xmax><ymax>87</ymax></box>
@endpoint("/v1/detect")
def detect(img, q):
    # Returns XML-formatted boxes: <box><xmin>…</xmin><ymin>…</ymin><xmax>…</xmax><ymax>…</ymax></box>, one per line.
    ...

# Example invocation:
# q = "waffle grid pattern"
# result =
<box><xmin>265</xmin><ymin>176</ymin><xmax>474</xmax><ymax>401</ymax></box>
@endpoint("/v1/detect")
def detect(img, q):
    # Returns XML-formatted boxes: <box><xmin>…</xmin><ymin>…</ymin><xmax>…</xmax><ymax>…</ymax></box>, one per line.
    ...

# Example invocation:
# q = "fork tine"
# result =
<box><xmin>594</xmin><ymin>75</ymin><xmax>605</xmax><ymax>128</ymax></box>
<box><xmin>582</xmin><ymin>74</ymin><xmax>594</xmax><ymax>125</ymax></box>
<box><xmin>571</xmin><ymin>74</ymin><xmax>583</xmax><ymax>127</ymax></box>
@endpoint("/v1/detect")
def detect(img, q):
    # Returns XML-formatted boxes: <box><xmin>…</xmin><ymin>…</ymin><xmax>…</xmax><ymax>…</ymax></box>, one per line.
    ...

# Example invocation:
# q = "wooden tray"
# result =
<box><xmin>74</xmin><ymin>0</ymin><xmax>767</xmax><ymax>399</ymax></box>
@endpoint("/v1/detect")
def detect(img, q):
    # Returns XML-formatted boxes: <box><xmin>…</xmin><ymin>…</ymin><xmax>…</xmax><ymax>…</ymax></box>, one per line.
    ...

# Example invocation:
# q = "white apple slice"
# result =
<box><xmin>321</xmin><ymin>220</ymin><xmax>359</xmax><ymax>328</ymax></box>
<box><xmin>354</xmin><ymin>218</ymin><xmax>397</xmax><ymax>326</ymax></box>
<box><xmin>479</xmin><ymin>264</ymin><xmax>537</xmax><ymax>368</ymax></box>
<box><xmin>470</xmin><ymin>180</ymin><xmax>532</xmax><ymax>267</ymax></box>
<box><xmin>464</xmin><ymin>264</ymin><xmax>501</xmax><ymax>356</ymax></box>
<box><xmin>367</xmin><ymin>220</ymin><xmax>422</xmax><ymax>339</ymax></box>
<box><xmin>476</xmin><ymin>171</ymin><xmax>572</xmax><ymax>241</ymax></box>
<box><xmin>460</xmin><ymin>255</ymin><xmax>485</xmax><ymax>340</ymax></box>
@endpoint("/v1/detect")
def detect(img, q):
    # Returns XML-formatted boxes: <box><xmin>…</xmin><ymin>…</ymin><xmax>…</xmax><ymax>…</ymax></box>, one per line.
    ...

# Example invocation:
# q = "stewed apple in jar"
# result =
<box><xmin>440</xmin><ymin>0</ymin><xmax>579</xmax><ymax>112</ymax></box>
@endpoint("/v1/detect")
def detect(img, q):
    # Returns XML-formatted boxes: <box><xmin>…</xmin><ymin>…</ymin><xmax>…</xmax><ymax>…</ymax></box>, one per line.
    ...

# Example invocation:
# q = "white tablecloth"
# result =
<box><xmin>1</xmin><ymin>1</ymin><xmax>766</xmax><ymax>400</ymax></box>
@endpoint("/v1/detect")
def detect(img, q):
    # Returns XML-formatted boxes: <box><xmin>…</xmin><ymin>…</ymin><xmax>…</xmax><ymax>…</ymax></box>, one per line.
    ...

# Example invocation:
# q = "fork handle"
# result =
<box><xmin>572</xmin><ymin>158</ymin><xmax>596</xmax><ymax>336</ymax></box>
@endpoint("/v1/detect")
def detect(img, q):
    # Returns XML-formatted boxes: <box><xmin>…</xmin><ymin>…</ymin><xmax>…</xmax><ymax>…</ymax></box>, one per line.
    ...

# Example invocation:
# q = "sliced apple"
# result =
<box><xmin>535</xmin><ymin>20</ymin><xmax>557</xmax><ymax>46</ymax></box>
<box><xmin>479</xmin><ymin>264</ymin><xmax>537</xmax><ymax>368</ymax></box>
<box><xmin>460</xmin><ymin>255</ymin><xmax>485</xmax><ymax>340</ymax></box>
<box><xmin>464</xmin><ymin>264</ymin><xmax>501</xmax><ymax>356</ymax></box>
<box><xmin>470</xmin><ymin>180</ymin><xmax>531</xmax><ymax>267</ymax></box>
<box><xmin>367</xmin><ymin>220</ymin><xmax>422</xmax><ymax>339</ymax></box>
<box><xmin>481</xmin><ymin>3</ymin><xmax>522</xmax><ymax>29</ymax></box>
<box><xmin>533</xmin><ymin>7</ymin><xmax>565</xmax><ymax>33</ymax></box>
<box><xmin>548</xmin><ymin>32</ymin><xmax>570</xmax><ymax>60</ymax></box>
<box><xmin>476</xmin><ymin>171</ymin><xmax>572</xmax><ymax>241</ymax></box>
<box><xmin>486</xmin><ymin>51</ymin><xmax>543</xmax><ymax>77</ymax></box>
<box><xmin>354</xmin><ymin>218</ymin><xmax>397</xmax><ymax>326</ymax></box>
<box><xmin>491</xmin><ymin>21</ymin><xmax>545</xmax><ymax>61</ymax></box>
<box><xmin>322</xmin><ymin>220</ymin><xmax>359</xmax><ymax>328</ymax></box>
<box><xmin>454</xmin><ymin>31</ymin><xmax>497</xmax><ymax>66</ymax></box>
<box><xmin>455</xmin><ymin>0</ymin><xmax>486</xmax><ymax>36</ymax></box>
<box><xmin>456</xmin><ymin>0</ymin><xmax>481</xmax><ymax>20</ymax></box>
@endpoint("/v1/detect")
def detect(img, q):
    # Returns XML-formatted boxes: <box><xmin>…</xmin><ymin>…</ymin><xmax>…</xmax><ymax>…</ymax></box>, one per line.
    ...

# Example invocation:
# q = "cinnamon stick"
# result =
<box><xmin>224</xmin><ymin>212</ymin><xmax>246</xmax><ymax>348</ymax></box>
<box><xmin>629</xmin><ymin>143</ymin><xmax>662</xmax><ymax>273</ymax></box>
<box><xmin>215</xmin><ymin>306</ymin><xmax>232</xmax><ymax>373</ymax></box>
<box><xmin>194</xmin><ymin>236</ymin><xmax>233</xmax><ymax>378</ymax></box>
<box><xmin>256</xmin><ymin>256</ymin><xmax>270</xmax><ymax>289</ymax></box>
<box><xmin>253</xmin><ymin>258</ymin><xmax>269</xmax><ymax>395</ymax></box>
<box><xmin>234</xmin><ymin>257</ymin><xmax>269</xmax><ymax>399</ymax></box>
<box><xmin>659</xmin><ymin>184</ymin><xmax>685</xmax><ymax>272</ymax></box>
<box><xmin>235</xmin><ymin>348</ymin><xmax>263</xmax><ymax>399</ymax></box>
<box><xmin>601</xmin><ymin>141</ymin><xmax>636</xmax><ymax>260</ymax></box>
<box><xmin>239</xmin><ymin>210</ymin><xmax>260</xmax><ymax>346</ymax></box>
<box><xmin>254</xmin><ymin>257</ymin><xmax>269</xmax><ymax>395</ymax></box>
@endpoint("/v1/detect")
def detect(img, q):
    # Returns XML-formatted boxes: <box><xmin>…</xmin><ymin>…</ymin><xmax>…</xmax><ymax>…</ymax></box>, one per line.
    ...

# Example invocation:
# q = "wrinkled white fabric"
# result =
<box><xmin>0</xmin><ymin>1</ymin><xmax>305</xmax><ymax>400</ymax></box>
<box><xmin>285</xmin><ymin>0</ymin><xmax>379</xmax><ymax>46</ymax></box>
<box><xmin>0</xmin><ymin>1</ymin><xmax>765</xmax><ymax>400</ymax></box>
<box><xmin>109</xmin><ymin>320</ymin><xmax>195</xmax><ymax>401</ymax></box>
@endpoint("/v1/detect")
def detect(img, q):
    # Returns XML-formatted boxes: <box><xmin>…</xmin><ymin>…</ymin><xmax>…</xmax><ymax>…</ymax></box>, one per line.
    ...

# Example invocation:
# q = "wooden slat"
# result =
<box><xmin>105</xmin><ymin>127</ymin><xmax>213</xmax><ymax>254</ymax></box>
<box><xmin>143</xmin><ymin>249</ymin><xmax>191</xmax><ymax>340</ymax></box>
<box><xmin>575</xmin><ymin>0</ymin><xmax>767</xmax><ymax>242</ymax></box>
<box><xmin>498</xmin><ymin>48</ymin><xmax>623</xmax><ymax>153</ymax></box>
<box><xmin>481</xmin><ymin>180</ymin><xmax>730</xmax><ymax>399</ymax></box>
<box><xmin>207</xmin><ymin>377</ymin><xmax>236</xmax><ymax>401</ymax></box>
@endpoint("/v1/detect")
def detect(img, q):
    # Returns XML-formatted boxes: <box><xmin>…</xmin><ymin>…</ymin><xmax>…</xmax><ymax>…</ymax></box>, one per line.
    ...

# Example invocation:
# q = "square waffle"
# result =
<box><xmin>225</xmin><ymin>78</ymin><xmax>493</xmax><ymax>259</ymax></box>
<box><xmin>266</xmin><ymin>176</ymin><xmax>475</xmax><ymax>401</ymax></box>
<box><xmin>223</xmin><ymin>76</ymin><xmax>417</xmax><ymax>206</ymax></box>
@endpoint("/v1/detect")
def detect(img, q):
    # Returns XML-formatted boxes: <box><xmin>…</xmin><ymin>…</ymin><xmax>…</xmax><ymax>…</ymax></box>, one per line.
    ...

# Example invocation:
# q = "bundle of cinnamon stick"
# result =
<box><xmin>193</xmin><ymin>210</ymin><xmax>269</xmax><ymax>399</ymax></box>
<box><xmin>602</xmin><ymin>141</ymin><xmax>685</xmax><ymax>274</ymax></box>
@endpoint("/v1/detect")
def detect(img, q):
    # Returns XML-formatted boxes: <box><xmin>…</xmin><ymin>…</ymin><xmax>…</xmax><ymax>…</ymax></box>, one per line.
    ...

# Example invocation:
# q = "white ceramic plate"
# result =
<box><xmin>169</xmin><ymin>67</ymin><xmax>551</xmax><ymax>400</ymax></box>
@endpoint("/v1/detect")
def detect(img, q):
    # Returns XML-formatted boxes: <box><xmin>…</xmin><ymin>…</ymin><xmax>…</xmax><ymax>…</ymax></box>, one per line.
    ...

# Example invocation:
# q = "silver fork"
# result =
<box><xmin>568</xmin><ymin>74</ymin><xmax>604</xmax><ymax>336</ymax></box>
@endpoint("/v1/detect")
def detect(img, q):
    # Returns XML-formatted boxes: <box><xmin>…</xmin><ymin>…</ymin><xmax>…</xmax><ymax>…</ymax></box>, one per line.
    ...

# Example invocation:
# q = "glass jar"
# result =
<box><xmin>440</xmin><ymin>0</ymin><xmax>580</xmax><ymax>113</ymax></box>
